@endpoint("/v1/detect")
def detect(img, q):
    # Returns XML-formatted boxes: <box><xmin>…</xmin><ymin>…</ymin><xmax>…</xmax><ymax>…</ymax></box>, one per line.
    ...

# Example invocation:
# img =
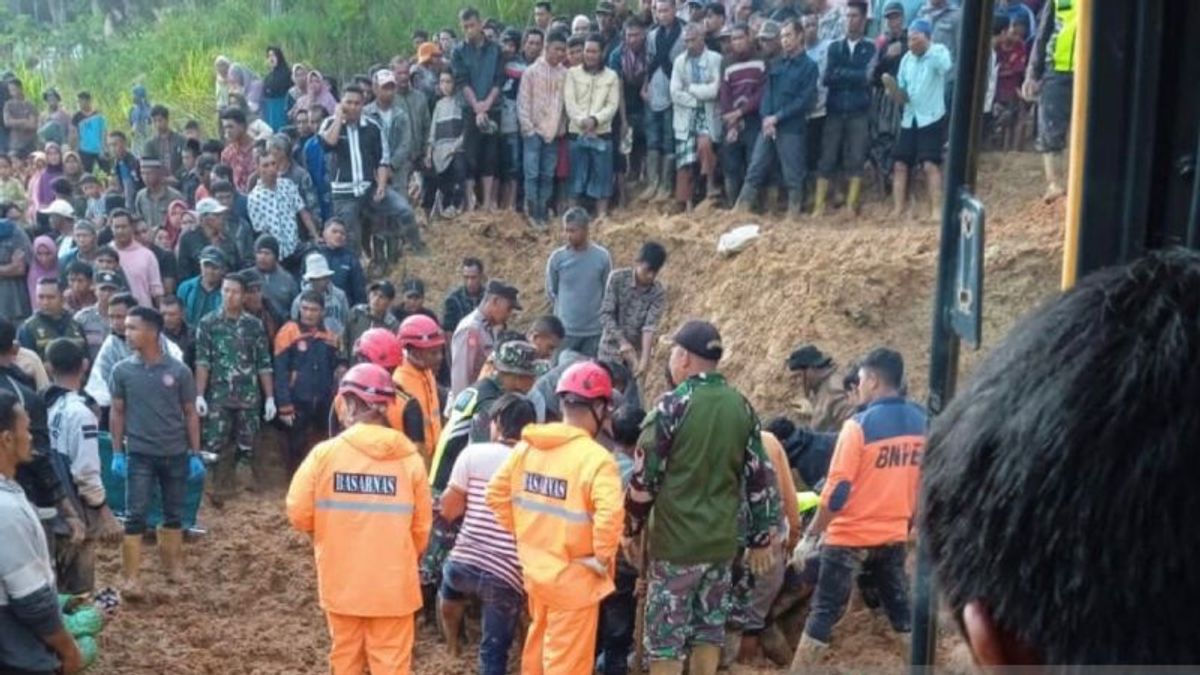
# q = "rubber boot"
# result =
<box><xmin>638</xmin><ymin>150</ymin><xmax>662</xmax><ymax>201</ymax></box>
<box><xmin>811</xmin><ymin>177</ymin><xmax>829</xmax><ymax>218</ymax></box>
<box><xmin>121</xmin><ymin>535</ymin><xmax>144</xmax><ymax>601</ymax></box>
<box><xmin>790</xmin><ymin>633</ymin><xmax>829</xmax><ymax>669</ymax></box>
<box><xmin>158</xmin><ymin>527</ymin><xmax>185</xmax><ymax>584</ymax></box>
<box><xmin>787</xmin><ymin>190</ymin><xmax>805</xmax><ymax>220</ymax></box>
<box><xmin>653</xmin><ymin>155</ymin><xmax>675</xmax><ymax>202</ymax></box>
<box><xmin>690</xmin><ymin>643</ymin><xmax>722</xmax><ymax>675</ymax></box>
<box><xmin>734</xmin><ymin>183</ymin><xmax>759</xmax><ymax>214</ymax></box>
<box><xmin>765</xmin><ymin>186</ymin><xmax>781</xmax><ymax>214</ymax></box>
<box><xmin>648</xmin><ymin>659</ymin><xmax>684</xmax><ymax>675</ymax></box>
<box><xmin>760</xmin><ymin>624</ymin><xmax>793</xmax><ymax>666</ymax></box>
<box><xmin>723</xmin><ymin>175</ymin><xmax>742</xmax><ymax>209</ymax></box>
<box><xmin>846</xmin><ymin>176</ymin><xmax>863</xmax><ymax>215</ymax></box>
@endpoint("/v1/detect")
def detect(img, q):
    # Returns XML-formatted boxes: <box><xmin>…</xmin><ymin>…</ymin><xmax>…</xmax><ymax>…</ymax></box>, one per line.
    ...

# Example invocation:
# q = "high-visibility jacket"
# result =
<box><xmin>286</xmin><ymin>422</ymin><xmax>433</xmax><ymax>617</ymax></box>
<box><xmin>393</xmin><ymin>360</ymin><xmax>442</xmax><ymax>460</ymax></box>
<box><xmin>1051</xmin><ymin>0</ymin><xmax>1077</xmax><ymax>74</ymax></box>
<box><xmin>487</xmin><ymin>422</ymin><xmax>624</xmax><ymax>610</ymax></box>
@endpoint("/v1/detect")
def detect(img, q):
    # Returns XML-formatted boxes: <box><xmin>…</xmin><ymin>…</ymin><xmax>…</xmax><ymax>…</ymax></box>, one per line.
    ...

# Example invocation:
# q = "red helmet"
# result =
<box><xmin>556</xmin><ymin>362</ymin><xmax>613</xmax><ymax>402</ymax></box>
<box><xmin>398</xmin><ymin>315</ymin><xmax>445</xmax><ymax>349</ymax></box>
<box><xmin>354</xmin><ymin>328</ymin><xmax>403</xmax><ymax>369</ymax></box>
<box><xmin>338</xmin><ymin>364</ymin><xmax>396</xmax><ymax>405</ymax></box>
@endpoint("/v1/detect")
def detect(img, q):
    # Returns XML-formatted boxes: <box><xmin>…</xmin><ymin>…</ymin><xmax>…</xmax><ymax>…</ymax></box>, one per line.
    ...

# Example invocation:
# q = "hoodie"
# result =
<box><xmin>286</xmin><ymin>423</ymin><xmax>433</xmax><ymax>617</ymax></box>
<box><xmin>486</xmin><ymin>422</ymin><xmax>624</xmax><ymax>609</ymax></box>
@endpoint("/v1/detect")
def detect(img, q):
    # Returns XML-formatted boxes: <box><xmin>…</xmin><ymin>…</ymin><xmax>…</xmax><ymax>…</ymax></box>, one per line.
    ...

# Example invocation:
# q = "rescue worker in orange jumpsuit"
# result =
<box><xmin>332</xmin><ymin>328</ymin><xmax>427</xmax><ymax>453</ymax></box>
<box><xmin>486</xmin><ymin>361</ymin><xmax>625</xmax><ymax>675</ymax></box>
<box><xmin>393</xmin><ymin>314</ymin><xmax>445</xmax><ymax>464</ymax></box>
<box><xmin>287</xmin><ymin>364</ymin><xmax>434</xmax><ymax>675</ymax></box>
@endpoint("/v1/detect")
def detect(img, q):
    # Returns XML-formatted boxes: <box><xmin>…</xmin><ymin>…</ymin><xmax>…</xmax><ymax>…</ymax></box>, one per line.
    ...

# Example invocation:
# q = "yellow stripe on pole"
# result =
<box><xmin>1062</xmin><ymin>0</ymin><xmax>1091</xmax><ymax>289</ymax></box>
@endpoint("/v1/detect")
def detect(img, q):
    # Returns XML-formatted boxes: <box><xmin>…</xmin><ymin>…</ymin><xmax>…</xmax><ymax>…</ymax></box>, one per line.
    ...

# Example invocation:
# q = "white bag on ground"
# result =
<box><xmin>717</xmin><ymin>224</ymin><xmax>760</xmax><ymax>256</ymax></box>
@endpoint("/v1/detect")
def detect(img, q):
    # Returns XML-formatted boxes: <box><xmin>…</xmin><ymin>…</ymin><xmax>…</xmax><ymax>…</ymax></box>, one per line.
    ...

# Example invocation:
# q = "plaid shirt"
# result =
<box><xmin>598</xmin><ymin>267</ymin><xmax>667</xmax><ymax>362</ymax></box>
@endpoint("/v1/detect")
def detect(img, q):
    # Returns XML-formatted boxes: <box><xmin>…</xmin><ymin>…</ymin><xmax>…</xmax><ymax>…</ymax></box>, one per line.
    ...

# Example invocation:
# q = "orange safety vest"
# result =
<box><xmin>486</xmin><ymin>422</ymin><xmax>625</xmax><ymax>610</ymax></box>
<box><xmin>393</xmin><ymin>360</ymin><xmax>442</xmax><ymax>458</ymax></box>
<box><xmin>286</xmin><ymin>422</ymin><xmax>433</xmax><ymax>617</ymax></box>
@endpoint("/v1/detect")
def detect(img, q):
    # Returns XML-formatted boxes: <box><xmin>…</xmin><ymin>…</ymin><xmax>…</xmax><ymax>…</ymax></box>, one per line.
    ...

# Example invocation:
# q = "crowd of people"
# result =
<box><xmin>0</xmin><ymin>0</ymin><xmax>1089</xmax><ymax>673</ymax></box>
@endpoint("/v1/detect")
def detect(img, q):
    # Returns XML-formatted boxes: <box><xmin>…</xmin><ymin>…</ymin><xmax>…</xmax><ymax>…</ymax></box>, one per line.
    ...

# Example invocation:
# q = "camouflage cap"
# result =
<box><xmin>493</xmin><ymin>340</ymin><xmax>539</xmax><ymax>377</ymax></box>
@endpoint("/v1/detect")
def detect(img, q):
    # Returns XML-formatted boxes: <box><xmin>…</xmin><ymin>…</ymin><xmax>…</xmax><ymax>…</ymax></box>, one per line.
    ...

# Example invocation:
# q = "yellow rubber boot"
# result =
<box><xmin>811</xmin><ymin>177</ymin><xmax>829</xmax><ymax>218</ymax></box>
<box><xmin>846</xmin><ymin>177</ymin><xmax>863</xmax><ymax>215</ymax></box>
<box><xmin>121</xmin><ymin>534</ymin><xmax>144</xmax><ymax>601</ymax></box>
<box><xmin>158</xmin><ymin>527</ymin><xmax>185</xmax><ymax>584</ymax></box>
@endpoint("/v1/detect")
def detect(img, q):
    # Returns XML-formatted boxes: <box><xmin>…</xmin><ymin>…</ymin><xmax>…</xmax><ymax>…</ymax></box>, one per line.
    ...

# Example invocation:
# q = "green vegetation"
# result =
<box><xmin>4</xmin><ymin>0</ymin><xmax>590</xmax><ymax>134</ymax></box>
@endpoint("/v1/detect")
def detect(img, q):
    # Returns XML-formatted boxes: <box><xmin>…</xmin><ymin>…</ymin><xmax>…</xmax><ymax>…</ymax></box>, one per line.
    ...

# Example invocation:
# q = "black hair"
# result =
<box><xmin>534</xmin><ymin>0</ymin><xmax>552</xmax><ymax>10</ymax></box>
<box><xmin>440</xmin><ymin>27</ymin><xmax>458</xmax><ymax>38</ymax></box>
<box><xmin>992</xmin><ymin>12</ymin><xmax>1010</xmax><ymax>36</ymax></box>
<box><xmin>624</xmin><ymin>16</ymin><xmax>646</xmax><ymax>29</ymax></box>
<box><xmin>841</xmin><ymin>361</ymin><xmax>860</xmax><ymax>392</ymax></box>
<box><xmin>35</xmin><ymin>276</ymin><xmax>61</xmax><ymax>291</ymax></box>
<box><xmin>184</xmin><ymin>138</ymin><xmax>201</xmax><ymax>155</ymax></box>
<box><xmin>342</xmin><ymin>83</ymin><xmax>366</xmax><ymax>99</ymax></box>
<box><xmin>0</xmin><ymin>386</ymin><xmax>20</xmax><ymax>438</ymax></box>
<box><xmin>637</xmin><ymin>241</ymin><xmax>668</xmax><ymax>271</ymax></box>
<box><xmin>547</xmin><ymin>29</ymin><xmax>570</xmax><ymax>45</ymax></box>
<box><xmin>159</xmin><ymin>294</ymin><xmax>182</xmax><ymax>309</ymax></box>
<box><xmin>45</xmin><ymin>338</ymin><xmax>86</xmax><ymax>375</ymax></box>
<box><xmin>412</xmin><ymin>29</ymin><xmax>430</xmax><ymax>41</ymax></box>
<box><xmin>764</xmin><ymin>415</ymin><xmax>796</xmax><ymax>441</ymax></box>
<box><xmin>584</xmin><ymin>32</ymin><xmax>605</xmax><ymax>48</ymax></box>
<box><xmin>0</xmin><ymin>317</ymin><xmax>14</xmax><ymax>352</ymax></box>
<box><xmin>210</xmin><ymin>179</ymin><xmax>235</xmax><ymax>195</ymax></box>
<box><xmin>524</xmin><ymin>27</ymin><xmax>545</xmax><ymax>42</ymax></box>
<box><xmin>921</xmin><ymin>247</ymin><xmax>1200</xmax><ymax>665</ymax></box>
<box><xmin>94</xmin><ymin>245</ymin><xmax>119</xmax><ymax>261</ymax></box>
<box><xmin>150</xmin><ymin>104</ymin><xmax>169</xmax><ymax>119</ymax></box>
<box><xmin>221</xmin><ymin>273</ymin><xmax>246</xmax><ymax>290</ymax></box>
<box><xmin>200</xmin><ymin>139</ymin><xmax>224</xmax><ymax>156</ymax></box>
<box><xmin>462</xmin><ymin>256</ymin><xmax>484</xmax><ymax>274</ymax></box>
<box><xmin>108</xmin><ymin>130</ymin><xmax>127</xmax><ymax>142</ymax></box>
<box><xmin>567</xmin><ymin>34</ymin><xmax>587</xmax><ymax>49</ymax></box>
<box><xmin>489</xmin><ymin>393</ymin><xmax>537</xmax><ymax>441</ymax></box>
<box><xmin>708</xmin><ymin>3</ymin><xmax>726</xmax><ymax>17</ymax></box>
<box><xmin>530</xmin><ymin>314</ymin><xmax>566</xmax><ymax>339</ymax></box>
<box><xmin>298</xmin><ymin>289</ymin><xmax>325</xmax><ymax>308</ymax></box>
<box><xmin>611</xmin><ymin>405</ymin><xmax>645</xmax><ymax>447</ymax></box>
<box><xmin>846</xmin><ymin>0</ymin><xmax>868</xmax><ymax>15</ymax></box>
<box><xmin>859</xmin><ymin>347</ymin><xmax>903</xmax><ymax>390</ymax></box>
<box><xmin>184</xmin><ymin>119</ymin><xmax>202</xmax><ymax>131</ymax></box>
<box><xmin>211</xmin><ymin>163</ymin><xmax>234</xmax><ymax>181</ymax></box>
<box><xmin>50</xmin><ymin>177</ymin><xmax>73</xmax><ymax>197</ymax></box>
<box><xmin>108</xmin><ymin>293</ymin><xmax>138</xmax><ymax>311</ymax></box>
<box><xmin>599</xmin><ymin>359</ymin><xmax>629</xmax><ymax>393</ymax></box>
<box><xmin>128</xmin><ymin>305</ymin><xmax>163</xmax><ymax>333</ymax></box>
<box><xmin>460</xmin><ymin>7</ymin><xmax>481</xmax><ymax>22</ymax></box>
<box><xmin>108</xmin><ymin>207</ymin><xmax>132</xmax><ymax>223</ymax></box>
<box><xmin>219</xmin><ymin>107</ymin><xmax>247</xmax><ymax>126</ymax></box>
<box><xmin>65</xmin><ymin>261</ymin><xmax>93</xmax><ymax>280</ymax></box>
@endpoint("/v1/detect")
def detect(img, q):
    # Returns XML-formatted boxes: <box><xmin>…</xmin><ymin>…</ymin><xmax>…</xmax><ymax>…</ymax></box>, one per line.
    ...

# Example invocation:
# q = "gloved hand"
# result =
<box><xmin>263</xmin><ymin>396</ymin><xmax>277</xmax><ymax>422</ymax></box>
<box><xmin>745</xmin><ymin>545</ymin><xmax>777</xmax><ymax>577</ymax></box>
<box><xmin>188</xmin><ymin>453</ymin><xmax>206</xmax><ymax>481</ymax></box>
<box><xmin>573</xmin><ymin>556</ymin><xmax>609</xmax><ymax>577</ymax></box>
<box><xmin>789</xmin><ymin>532</ymin><xmax>822</xmax><ymax>570</ymax></box>
<box><xmin>110</xmin><ymin>453</ymin><xmax>127</xmax><ymax>479</ymax></box>
<box><xmin>195</xmin><ymin>395</ymin><xmax>208</xmax><ymax>417</ymax></box>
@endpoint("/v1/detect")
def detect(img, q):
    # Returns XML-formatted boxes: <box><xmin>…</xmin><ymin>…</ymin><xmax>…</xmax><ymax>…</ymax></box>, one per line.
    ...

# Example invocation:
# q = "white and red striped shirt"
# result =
<box><xmin>447</xmin><ymin>441</ymin><xmax>524</xmax><ymax>593</ymax></box>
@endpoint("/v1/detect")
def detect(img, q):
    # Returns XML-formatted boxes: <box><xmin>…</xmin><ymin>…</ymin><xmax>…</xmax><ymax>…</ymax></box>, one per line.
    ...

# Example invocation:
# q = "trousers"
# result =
<box><xmin>522</xmin><ymin>596</ymin><xmax>600</xmax><ymax>675</ymax></box>
<box><xmin>326</xmin><ymin>611</ymin><xmax>415</xmax><ymax>675</ymax></box>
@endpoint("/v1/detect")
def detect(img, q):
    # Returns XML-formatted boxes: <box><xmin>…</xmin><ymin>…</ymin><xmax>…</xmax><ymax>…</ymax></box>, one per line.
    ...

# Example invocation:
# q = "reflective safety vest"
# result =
<box><xmin>429</xmin><ymin>386</ymin><xmax>483</xmax><ymax>491</ymax></box>
<box><xmin>486</xmin><ymin>422</ymin><xmax>625</xmax><ymax>610</ymax></box>
<box><xmin>1051</xmin><ymin>0</ymin><xmax>1077</xmax><ymax>73</ymax></box>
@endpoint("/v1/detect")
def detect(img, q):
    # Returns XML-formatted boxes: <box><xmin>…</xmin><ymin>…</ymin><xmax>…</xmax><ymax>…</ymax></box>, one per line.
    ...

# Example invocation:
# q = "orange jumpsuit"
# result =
<box><xmin>393</xmin><ymin>359</ymin><xmax>442</xmax><ymax>462</ymax></box>
<box><xmin>286</xmin><ymin>422</ymin><xmax>433</xmax><ymax>675</ymax></box>
<box><xmin>486</xmin><ymin>422</ymin><xmax>625</xmax><ymax>675</ymax></box>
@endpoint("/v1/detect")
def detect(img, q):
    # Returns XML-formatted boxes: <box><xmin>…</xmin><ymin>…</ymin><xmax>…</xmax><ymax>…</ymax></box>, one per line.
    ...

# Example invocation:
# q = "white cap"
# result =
<box><xmin>195</xmin><ymin>197</ymin><xmax>228</xmax><ymax>216</ymax></box>
<box><xmin>374</xmin><ymin>69</ymin><xmax>397</xmax><ymax>87</ymax></box>
<box><xmin>303</xmin><ymin>252</ymin><xmax>334</xmax><ymax>280</ymax></box>
<box><xmin>39</xmin><ymin>199</ymin><xmax>76</xmax><ymax>219</ymax></box>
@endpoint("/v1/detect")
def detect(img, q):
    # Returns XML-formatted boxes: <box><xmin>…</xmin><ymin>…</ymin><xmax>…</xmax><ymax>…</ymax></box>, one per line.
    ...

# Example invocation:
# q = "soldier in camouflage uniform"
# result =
<box><xmin>194</xmin><ymin>271</ymin><xmax>276</xmax><ymax>507</ymax></box>
<box><xmin>626</xmin><ymin>320</ymin><xmax>781</xmax><ymax>675</ymax></box>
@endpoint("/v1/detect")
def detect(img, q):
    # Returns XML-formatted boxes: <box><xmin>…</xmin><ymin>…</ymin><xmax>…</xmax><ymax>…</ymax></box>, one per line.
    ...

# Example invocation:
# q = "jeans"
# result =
<box><xmin>803</xmin><ymin>543</ymin><xmax>911</xmax><ymax>643</ymax></box>
<box><xmin>440</xmin><ymin>559</ymin><xmax>524</xmax><ymax>675</ymax></box>
<box><xmin>331</xmin><ymin>187</ymin><xmax>417</xmax><ymax>257</ymax></box>
<box><xmin>645</xmin><ymin>107</ymin><xmax>674</xmax><ymax>154</ymax></box>
<box><xmin>819</xmin><ymin>111</ymin><xmax>871</xmax><ymax>178</ymax></box>
<box><xmin>502</xmin><ymin>133</ymin><xmax>523</xmax><ymax>180</ymax></box>
<box><xmin>745</xmin><ymin>129</ymin><xmax>806</xmax><ymax>192</ymax></box>
<box><xmin>719</xmin><ymin>117</ymin><xmax>761</xmax><ymax>199</ymax></box>
<box><xmin>523</xmin><ymin>135</ymin><xmax>558</xmax><ymax>221</ymax></box>
<box><xmin>125</xmin><ymin>452</ymin><xmax>189</xmax><ymax>535</ymax></box>
<box><xmin>569</xmin><ymin>135</ymin><xmax>614</xmax><ymax>200</ymax></box>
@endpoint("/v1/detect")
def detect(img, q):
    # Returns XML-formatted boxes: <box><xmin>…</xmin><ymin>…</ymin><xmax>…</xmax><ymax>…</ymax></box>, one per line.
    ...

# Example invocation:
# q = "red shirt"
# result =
<box><xmin>219</xmin><ymin>138</ymin><xmax>256</xmax><ymax>193</ymax></box>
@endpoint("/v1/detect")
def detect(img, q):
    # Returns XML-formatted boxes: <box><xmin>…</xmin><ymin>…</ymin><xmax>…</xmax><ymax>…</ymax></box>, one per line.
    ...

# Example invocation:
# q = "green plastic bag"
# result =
<box><xmin>77</xmin><ymin>634</ymin><xmax>99</xmax><ymax>669</ymax></box>
<box><xmin>64</xmin><ymin>606</ymin><xmax>104</xmax><ymax>637</ymax></box>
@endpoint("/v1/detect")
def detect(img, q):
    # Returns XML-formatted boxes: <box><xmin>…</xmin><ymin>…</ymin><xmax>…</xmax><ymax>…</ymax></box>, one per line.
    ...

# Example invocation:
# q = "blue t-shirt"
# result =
<box><xmin>74</xmin><ymin>112</ymin><xmax>107</xmax><ymax>155</ymax></box>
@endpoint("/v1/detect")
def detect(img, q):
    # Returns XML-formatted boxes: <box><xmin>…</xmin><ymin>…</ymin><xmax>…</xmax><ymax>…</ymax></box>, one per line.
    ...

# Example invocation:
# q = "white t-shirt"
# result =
<box><xmin>446</xmin><ymin>441</ymin><xmax>524</xmax><ymax>593</ymax></box>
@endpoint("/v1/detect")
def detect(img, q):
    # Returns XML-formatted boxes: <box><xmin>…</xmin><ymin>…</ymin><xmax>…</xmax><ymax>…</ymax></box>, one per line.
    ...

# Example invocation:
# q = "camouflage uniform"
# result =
<box><xmin>194</xmin><ymin>310</ymin><xmax>272</xmax><ymax>499</ymax></box>
<box><xmin>626</xmin><ymin>372</ymin><xmax>780</xmax><ymax>662</ymax></box>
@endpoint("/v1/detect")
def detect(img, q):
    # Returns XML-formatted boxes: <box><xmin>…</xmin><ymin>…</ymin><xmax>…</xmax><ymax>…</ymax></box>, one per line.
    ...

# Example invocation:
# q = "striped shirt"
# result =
<box><xmin>446</xmin><ymin>441</ymin><xmax>524</xmax><ymax>593</ymax></box>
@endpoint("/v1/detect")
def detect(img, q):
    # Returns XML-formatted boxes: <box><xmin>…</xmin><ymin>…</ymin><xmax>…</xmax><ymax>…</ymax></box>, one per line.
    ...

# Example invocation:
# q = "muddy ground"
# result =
<box><xmin>90</xmin><ymin>151</ymin><xmax>1063</xmax><ymax>673</ymax></box>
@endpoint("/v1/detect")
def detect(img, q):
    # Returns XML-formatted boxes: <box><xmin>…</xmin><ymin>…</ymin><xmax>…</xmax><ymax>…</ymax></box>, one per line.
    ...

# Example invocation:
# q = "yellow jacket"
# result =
<box><xmin>286</xmin><ymin>422</ymin><xmax>433</xmax><ymax>617</ymax></box>
<box><xmin>487</xmin><ymin>422</ymin><xmax>624</xmax><ymax>610</ymax></box>
<box><xmin>563</xmin><ymin>65</ymin><xmax>620</xmax><ymax>136</ymax></box>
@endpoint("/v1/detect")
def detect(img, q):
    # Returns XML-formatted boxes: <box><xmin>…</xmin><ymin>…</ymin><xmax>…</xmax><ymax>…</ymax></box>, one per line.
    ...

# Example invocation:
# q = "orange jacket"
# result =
<box><xmin>486</xmin><ymin>422</ymin><xmax>624</xmax><ymax>610</ymax></box>
<box><xmin>393</xmin><ymin>360</ymin><xmax>442</xmax><ymax>459</ymax></box>
<box><xmin>286</xmin><ymin>422</ymin><xmax>433</xmax><ymax>617</ymax></box>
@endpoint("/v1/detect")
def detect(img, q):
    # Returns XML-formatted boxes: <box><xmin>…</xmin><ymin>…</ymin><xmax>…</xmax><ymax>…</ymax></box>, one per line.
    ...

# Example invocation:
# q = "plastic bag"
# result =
<box><xmin>64</xmin><ymin>606</ymin><xmax>104</xmax><ymax>637</ymax></box>
<box><xmin>78</xmin><ymin>634</ymin><xmax>99</xmax><ymax>669</ymax></box>
<box><xmin>717</xmin><ymin>225</ymin><xmax>760</xmax><ymax>256</ymax></box>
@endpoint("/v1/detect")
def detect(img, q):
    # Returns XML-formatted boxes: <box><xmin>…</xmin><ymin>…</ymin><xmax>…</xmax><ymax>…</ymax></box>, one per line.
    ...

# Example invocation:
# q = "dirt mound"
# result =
<box><xmin>90</xmin><ymin>151</ymin><xmax>1063</xmax><ymax>673</ymax></box>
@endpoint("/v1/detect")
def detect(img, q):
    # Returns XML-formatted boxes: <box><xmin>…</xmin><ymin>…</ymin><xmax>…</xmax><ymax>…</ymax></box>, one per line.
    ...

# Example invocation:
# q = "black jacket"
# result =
<box><xmin>1</xmin><ymin>365</ymin><xmax>64</xmax><ymax>510</ymax></box>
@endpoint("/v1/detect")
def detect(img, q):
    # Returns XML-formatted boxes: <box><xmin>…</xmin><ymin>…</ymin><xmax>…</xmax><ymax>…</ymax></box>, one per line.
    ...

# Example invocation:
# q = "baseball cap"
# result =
<box><xmin>787</xmin><ymin>344</ymin><xmax>833</xmax><ymax>371</ymax></box>
<box><xmin>485</xmin><ymin>280</ymin><xmax>522</xmax><ymax>310</ymax></box>
<box><xmin>94</xmin><ymin>270</ymin><xmax>124</xmax><ymax>290</ymax></box>
<box><xmin>195</xmin><ymin>197</ymin><xmax>227</xmax><ymax>216</ymax></box>
<box><xmin>883</xmin><ymin>0</ymin><xmax>905</xmax><ymax>17</ymax></box>
<box><xmin>595</xmin><ymin>0</ymin><xmax>615</xmax><ymax>14</ymax></box>
<box><xmin>757</xmin><ymin>19</ymin><xmax>781</xmax><ymax>40</ymax></box>
<box><xmin>368</xmin><ymin>280</ymin><xmax>397</xmax><ymax>299</ymax></box>
<box><xmin>39</xmin><ymin>199</ymin><xmax>76</xmax><ymax>219</ymax></box>
<box><xmin>199</xmin><ymin>246</ymin><xmax>226</xmax><ymax>268</ymax></box>
<box><xmin>374</xmin><ymin>69</ymin><xmax>397</xmax><ymax>87</ymax></box>
<box><xmin>403</xmin><ymin>278</ymin><xmax>426</xmax><ymax>298</ymax></box>
<box><xmin>239</xmin><ymin>267</ymin><xmax>264</xmax><ymax>290</ymax></box>
<box><xmin>417</xmin><ymin>42</ymin><xmax>442</xmax><ymax>64</ymax></box>
<box><xmin>493</xmin><ymin>340</ymin><xmax>540</xmax><ymax>377</ymax></box>
<box><xmin>672</xmin><ymin>320</ymin><xmax>724</xmax><ymax>361</ymax></box>
<box><xmin>909</xmin><ymin>18</ymin><xmax>933</xmax><ymax>37</ymax></box>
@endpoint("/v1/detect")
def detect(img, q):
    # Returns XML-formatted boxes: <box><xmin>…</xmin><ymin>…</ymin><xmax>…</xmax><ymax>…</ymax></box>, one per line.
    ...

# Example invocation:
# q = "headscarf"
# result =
<box><xmin>292</xmin><ymin>70</ymin><xmax>338</xmax><ymax>117</ymax></box>
<box><xmin>215</xmin><ymin>55</ymin><xmax>232</xmax><ymax>109</ymax></box>
<box><xmin>228</xmin><ymin>63</ymin><xmax>264</xmax><ymax>112</ymax></box>
<box><xmin>264</xmin><ymin>46</ymin><xmax>292</xmax><ymax>98</ymax></box>
<box><xmin>35</xmin><ymin>142</ymin><xmax>63</xmax><ymax>207</ymax></box>
<box><xmin>27</xmin><ymin>235</ymin><xmax>58</xmax><ymax>309</ymax></box>
<box><xmin>163</xmin><ymin>199</ymin><xmax>190</xmax><ymax>249</ymax></box>
<box><xmin>289</xmin><ymin>63</ymin><xmax>310</xmax><ymax>101</ymax></box>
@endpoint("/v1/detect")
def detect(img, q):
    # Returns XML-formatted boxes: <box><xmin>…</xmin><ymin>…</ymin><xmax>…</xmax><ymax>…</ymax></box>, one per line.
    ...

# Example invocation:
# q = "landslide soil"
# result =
<box><xmin>91</xmin><ymin>152</ymin><xmax>1062</xmax><ymax>674</ymax></box>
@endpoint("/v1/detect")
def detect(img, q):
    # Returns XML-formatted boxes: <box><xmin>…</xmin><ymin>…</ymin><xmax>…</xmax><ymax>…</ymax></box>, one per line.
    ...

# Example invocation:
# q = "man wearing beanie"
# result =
<box><xmin>625</xmin><ymin>319</ymin><xmax>782</xmax><ymax>675</ymax></box>
<box><xmin>253</xmin><ymin>234</ymin><xmax>298</xmax><ymax>323</ymax></box>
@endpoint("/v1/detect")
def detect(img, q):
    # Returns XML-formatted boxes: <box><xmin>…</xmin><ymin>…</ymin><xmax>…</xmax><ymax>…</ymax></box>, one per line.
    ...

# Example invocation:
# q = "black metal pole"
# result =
<box><xmin>913</xmin><ymin>0</ymin><xmax>995</xmax><ymax>671</ymax></box>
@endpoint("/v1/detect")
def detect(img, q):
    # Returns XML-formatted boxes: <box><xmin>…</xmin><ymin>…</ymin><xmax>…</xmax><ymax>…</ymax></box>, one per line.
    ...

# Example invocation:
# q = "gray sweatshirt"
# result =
<box><xmin>545</xmin><ymin>242</ymin><xmax>612</xmax><ymax>338</ymax></box>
